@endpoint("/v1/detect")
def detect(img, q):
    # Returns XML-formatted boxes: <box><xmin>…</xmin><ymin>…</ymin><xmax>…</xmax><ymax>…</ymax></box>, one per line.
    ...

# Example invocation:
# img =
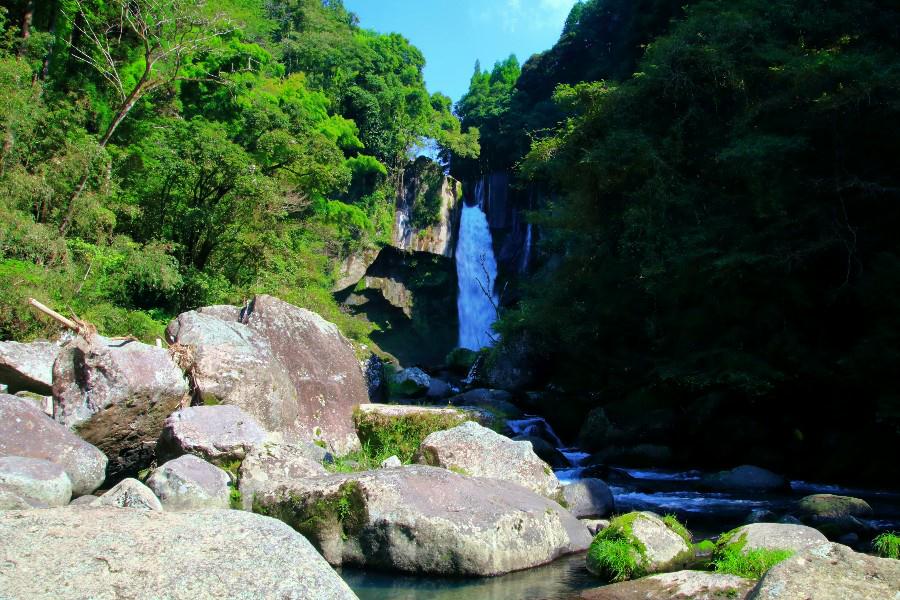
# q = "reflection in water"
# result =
<box><xmin>340</xmin><ymin>553</ymin><xmax>599</xmax><ymax>600</ymax></box>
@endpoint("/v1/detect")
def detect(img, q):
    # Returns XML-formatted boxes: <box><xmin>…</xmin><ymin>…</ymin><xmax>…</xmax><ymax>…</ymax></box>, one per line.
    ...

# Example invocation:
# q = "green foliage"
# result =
<box><xmin>712</xmin><ymin>545</ymin><xmax>794</xmax><ymax>579</ymax></box>
<box><xmin>445</xmin><ymin>347</ymin><xmax>478</xmax><ymax>375</ymax></box>
<box><xmin>253</xmin><ymin>481</ymin><xmax>367</xmax><ymax>545</ymax></box>
<box><xmin>352</xmin><ymin>407</ymin><xmax>472</xmax><ymax>464</ymax></box>
<box><xmin>586</xmin><ymin>512</ymin><xmax>648</xmax><ymax>582</ymax></box>
<box><xmin>229</xmin><ymin>486</ymin><xmax>243</xmax><ymax>510</ymax></box>
<box><xmin>873</xmin><ymin>532</ymin><xmax>900</xmax><ymax>559</ymax></box>
<box><xmin>663</xmin><ymin>514</ymin><xmax>693</xmax><ymax>545</ymax></box>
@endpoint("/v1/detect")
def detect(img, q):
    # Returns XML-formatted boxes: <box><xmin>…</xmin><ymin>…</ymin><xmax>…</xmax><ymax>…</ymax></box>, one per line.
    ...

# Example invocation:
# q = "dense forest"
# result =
<box><xmin>0</xmin><ymin>0</ymin><xmax>476</xmax><ymax>345</ymax></box>
<box><xmin>455</xmin><ymin>0</ymin><xmax>900</xmax><ymax>483</ymax></box>
<box><xmin>2</xmin><ymin>0</ymin><xmax>899</xmax><ymax>484</ymax></box>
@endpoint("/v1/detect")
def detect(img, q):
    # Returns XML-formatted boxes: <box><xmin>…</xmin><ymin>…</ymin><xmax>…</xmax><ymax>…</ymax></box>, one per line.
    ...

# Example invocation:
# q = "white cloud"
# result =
<box><xmin>470</xmin><ymin>0</ymin><xmax>578</xmax><ymax>34</ymax></box>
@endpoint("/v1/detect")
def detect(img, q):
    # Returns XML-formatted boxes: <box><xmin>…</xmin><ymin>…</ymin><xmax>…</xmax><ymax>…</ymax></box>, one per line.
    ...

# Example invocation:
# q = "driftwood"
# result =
<box><xmin>27</xmin><ymin>298</ymin><xmax>140</xmax><ymax>344</ymax></box>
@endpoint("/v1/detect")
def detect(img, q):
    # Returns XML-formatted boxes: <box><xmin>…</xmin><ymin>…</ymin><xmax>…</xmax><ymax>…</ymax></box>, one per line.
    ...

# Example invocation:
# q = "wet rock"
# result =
<box><xmin>795</xmin><ymin>493</ymin><xmax>874</xmax><ymax>538</ymax></box>
<box><xmin>580</xmin><ymin>570</ymin><xmax>755</xmax><ymax>600</ymax></box>
<box><xmin>426</xmin><ymin>378</ymin><xmax>452</xmax><ymax>399</ymax></box>
<box><xmin>701</xmin><ymin>465</ymin><xmax>787</xmax><ymax>492</ymax></box>
<box><xmin>0</xmin><ymin>456</ymin><xmax>71</xmax><ymax>507</ymax></box>
<box><xmin>483</xmin><ymin>337</ymin><xmax>535</xmax><ymax>391</ymax></box>
<box><xmin>746</xmin><ymin>509</ymin><xmax>778</xmax><ymax>524</ymax></box>
<box><xmin>718</xmin><ymin>523</ymin><xmax>828</xmax><ymax>554</ymax></box>
<box><xmin>253</xmin><ymin>465</ymin><xmax>590</xmax><ymax>576</ymax></box>
<box><xmin>563</xmin><ymin>478</ymin><xmax>615</xmax><ymax>518</ymax></box>
<box><xmin>0</xmin><ymin>394</ymin><xmax>107</xmax><ymax>496</ymax></box>
<box><xmin>52</xmin><ymin>336</ymin><xmax>189</xmax><ymax>480</ymax></box>
<box><xmin>587</xmin><ymin>512</ymin><xmax>694</xmax><ymax>580</ymax></box>
<box><xmin>390</xmin><ymin>367</ymin><xmax>431</xmax><ymax>397</ymax></box>
<box><xmin>361</xmin><ymin>353</ymin><xmax>386</xmax><ymax>402</ymax></box>
<box><xmin>156</xmin><ymin>405</ymin><xmax>268</xmax><ymax>465</ymax></box>
<box><xmin>748</xmin><ymin>542</ymin><xmax>900</xmax><ymax>600</ymax></box>
<box><xmin>416</xmin><ymin>421</ymin><xmax>562</xmax><ymax>499</ymax></box>
<box><xmin>91</xmin><ymin>478</ymin><xmax>162</xmax><ymax>511</ymax></box>
<box><xmin>0</xmin><ymin>507</ymin><xmax>359</xmax><ymax>599</ymax></box>
<box><xmin>0</xmin><ymin>340</ymin><xmax>59</xmax><ymax>395</ymax></box>
<box><xmin>146</xmin><ymin>455</ymin><xmax>230</xmax><ymax>511</ymax></box>
<box><xmin>515</xmin><ymin>435</ymin><xmax>570</xmax><ymax>468</ymax></box>
<box><xmin>238</xmin><ymin>442</ymin><xmax>328</xmax><ymax>510</ymax></box>
<box><xmin>167</xmin><ymin>296</ymin><xmax>368</xmax><ymax>454</ymax></box>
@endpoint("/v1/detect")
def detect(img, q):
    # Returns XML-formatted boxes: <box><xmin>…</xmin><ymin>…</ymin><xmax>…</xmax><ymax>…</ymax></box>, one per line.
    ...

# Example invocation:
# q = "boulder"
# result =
<box><xmin>483</xmin><ymin>337</ymin><xmax>535</xmax><ymax>391</ymax></box>
<box><xmin>146</xmin><ymin>455</ymin><xmax>230</xmax><ymax>511</ymax></box>
<box><xmin>426</xmin><ymin>378</ymin><xmax>452</xmax><ymax>399</ymax></box>
<box><xmin>52</xmin><ymin>336</ymin><xmax>189</xmax><ymax>480</ymax></box>
<box><xmin>0</xmin><ymin>394</ymin><xmax>107</xmax><ymax>496</ymax></box>
<box><xmin>0</xmin><ymin>507</ymin><xmax>359</xmax><ymax>599</ymax></box>
<box><xmin>14</xmin><ymin>390</ymin><xmax>53</xmax><ymax>415</ymax></box>
<box><xmin>447</xmin><ymin>388</ymin><xmax>521</xmax><ymax>418</ymax></box>
<box><xmin>416</xmin><ymin>421</ymin><xmax>562</xmax><ymax>499</ymax></box>
<box><xmin>253</xmin><ymin>465</ymin><xmax>591</xmax><ymax>576</ymax></box>
<box><xmin>166</xmin><ymin>296</ymin><xmax>368</xmax><ymax>454</ymax></box>
<box><xmin>581</xmin><ymin>518</ymin><xmax>610</xmax><ymax>535</ymax></box>
<box><xmin>0</xmin><ymin>484</ymin><xmax>47</xmax><ymax>510</ymax></box>
<box><xmin>360</xmin><ymin>353</ymin><xmax>386</xmax><ymax>402</ymax></box>
<box><xmin>748</xmin><ymin>542</ymin><xmax>900</xmax><ymax>600</ymax></box>
<box><xmin>0</xmin><ymin>456</ymin><xmax>71</xmax><ymax>507</ymax></box>
<box><xmin>390</xmin><ymin>367</ymin><xmax>430</xmax><ymax>397</ymax></box>
<box><xmin>0</xmin><ymin>340</ymin><xmax>59</xmax><ymax>395</ymax></box>
<box><xmin>67</xmin><ymin>495</ymin><xmax>97</xmax><ymax>506</ymax></box>
<box><xmin>380</xmin><ymin>455</ymin><xmax>402</xmax><ymax>468</ymax></box>
<box><xmin>156</xmin><ymin>405</ymin><xmax>268</xmax><ymax>465</ymax></box>
<box><xmin>238</xmin><ymin>442</ymin><xmax>328</xmax><ymax>511</ymax></box>
<box><xmin>577</xmin><ymin>408</ymin><xmax>613</xmax><ymax>452</ymax></box>
<box><xmin>701</xmin><ymin>465</ymin><xmax>787</xmax><ymax>492</ymax></box>
<box><xmin>514</xmin><ymin>435</ymin><xmax>569</xmax><ymax>468</ymax></box>
<box><xmin>717</xmin><ymin>523</ymin><xmax>828</xmax><ymax>554</ymax></box>
<box><xmin>563</xmin><ymin>478</ymin><xmax>616</xmax><ymax>518</ymax></box>
<box><xmin>587</xmin><ymin>512</ymin><xmax>693</xmax><ymax>581</ymax></box>
<box><xmin>91</xmin><ymin>478</ymin><xmax>162</xmax><ymax>511</ymax></box>
<box><xmin>795</xmin><ymin>493</ymin><xmax>874</xmax><ymax>538</ymax></box>
<box><xmin>580</xmin><ymin>570</ymin><xmax>755</xmax><ymax>600</ymax></box>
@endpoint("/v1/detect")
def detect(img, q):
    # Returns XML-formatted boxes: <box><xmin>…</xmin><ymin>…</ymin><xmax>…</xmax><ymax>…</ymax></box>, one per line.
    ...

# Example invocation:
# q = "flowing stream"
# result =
<box><xmin>343</xmin><ymin>413</ymin><xmax>900</xmax><ymax>599</ymax></box>
<box><xmin>456</xmin><ymin>180</ymin><xmax>499</xmax><ymax>351</ymax></box>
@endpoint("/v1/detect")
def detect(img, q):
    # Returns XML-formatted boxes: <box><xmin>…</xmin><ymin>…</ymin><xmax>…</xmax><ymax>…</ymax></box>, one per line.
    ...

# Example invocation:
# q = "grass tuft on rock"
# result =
<box><xmin>712</xmin><ymin>545</ymin><xmax>794</xmax><ymax>578</ymax></box>
<box><xmin>873</xmin><ymin>531</ymin><xmax>900</xmax><ymax>559</ymax></box>
<box><xmin>352</xmin><ymin>407</ymin><xmax>473</xmax><ymax>464</ymax></box>
<box><xmin>586</xmin><ymin>512</ymin><xmax>648</xmax><ymax>582</ymax></box>
<box><xmin>663</xmin><ymin>514</ymin><xmax>693</xmax><ymax>545</ymax></box>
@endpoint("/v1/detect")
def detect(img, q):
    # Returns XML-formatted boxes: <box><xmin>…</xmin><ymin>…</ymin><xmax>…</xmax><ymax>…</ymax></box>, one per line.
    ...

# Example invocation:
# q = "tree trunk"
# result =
<box><xmin>40</xmin><ymin>0</ymin><xmax>59</xmax><ymax>80</ymax></box>
<box><xmin>18</xmin><ymin>1</ymin><xmax>35</xmax><ymax>58</ymax></box>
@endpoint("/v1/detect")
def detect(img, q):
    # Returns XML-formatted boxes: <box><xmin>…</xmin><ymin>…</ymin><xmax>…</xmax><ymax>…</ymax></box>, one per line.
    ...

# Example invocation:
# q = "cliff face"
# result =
<box><xmin>392</xmin><ymin>159</ymin><xmax>463</xmax><ymax>257</ymax></box>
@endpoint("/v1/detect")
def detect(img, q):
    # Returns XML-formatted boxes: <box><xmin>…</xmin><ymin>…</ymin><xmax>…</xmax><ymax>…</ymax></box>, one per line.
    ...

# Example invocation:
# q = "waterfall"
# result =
<box><xmin>520</xmin><ymin>223</ymin><xmax>533</xmax><ymax>273</ymax></box>
<box><xmin>456</xmin><ymin>180</ymin><xmax>499</xmax><ymax>350</ymax></box>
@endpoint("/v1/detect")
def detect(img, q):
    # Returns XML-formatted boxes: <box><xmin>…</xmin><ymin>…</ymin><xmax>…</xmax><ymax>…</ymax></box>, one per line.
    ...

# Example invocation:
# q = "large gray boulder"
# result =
<box><xmin>416</xmin><ymin>421</ymin><xmax>562</xmax><ymax>499</ymax></box>
<box><xmin>146</xmin><ymin>455</ymin><xmax>230</xmax><ymax>511</ymax></box>
<box><xmin>701</xmin><ymin>465</ymin><xmax>787</xmax><ymax>492</ymax></box>
<box><xmin>0</xmin><ymin>507</ymin><xmax>358</xmax><ymax>599</ymax></box>
<box><xmin>390</xmin><ymin>367</ymin><xmax>431</xmax><ymax>397</ymax></box>
<box><xmin>238</xmin><ymin>442</ymin><xmax>328</xmax><ymax>510</ymax></box>
<box><xmin>52</xmin><ymin>336</ymin><xmax>189</xmax><ymax>480</ymax></box>
<box><xmin>254</xmin><ymin>465</ymin><xmax>591</xmax><ymax>576</ymax></box>
<box><xmin>718</xmin><ymin>523</ymin><xmax>828</xmax><ymax>554</ymax></box>
<box><xmin>580</xmin><ymin>571</ymin><xmax>755</xmax><ymax>599</ymax></box>
<box><xmin>166</xmin><ymin>296</ymin><xmax>368</xmax><ymax>454</ymax></box>
<box><xmin>156</xmin><ymin>405</ymin><xmax>268</xmax><ymax>464</ymax></box>
<box><xmin>0</xmin><ymin>340</ymin><xmax>59</xmax><ymax>395</ymax></box>
<box><xmin>0</xmin><ymin>456</ymin><xmax>71</xmax><ymax>507</ymax></box>
<box><xmin>91</xmin><ymin>478</ymin><xmax>162</xmax><ymax>511</ymax></box>
<box><xmin>563</xmin><ymin>478</ymin><xmax>615</xmax><ymax>518</ymax></box>
<box><xmin>0</xmin><ymin>394</ymin><xmax>107</xmax><ymax>496</ymax></box>
<box><xmin>748</xmin><ymin>542</ymin><xmax>900</xmax><ymax>600</ymax></box>
<box><xmin>795</xmin><ymin>493</ymin><xmax>875</xmax><ymax>538</ymax></box>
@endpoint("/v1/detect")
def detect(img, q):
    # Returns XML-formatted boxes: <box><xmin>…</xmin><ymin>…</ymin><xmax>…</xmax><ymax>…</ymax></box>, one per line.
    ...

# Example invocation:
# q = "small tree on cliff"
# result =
<box><xmin>58</xmin><ymin>0</ymin><xmax>232</xmax><ymax>236</ymax></box>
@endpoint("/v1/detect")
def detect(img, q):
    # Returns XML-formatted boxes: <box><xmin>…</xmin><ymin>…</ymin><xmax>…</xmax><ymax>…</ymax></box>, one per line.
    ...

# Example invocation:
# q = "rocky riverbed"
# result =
<box><xmin>1</xmin><ymin>295</ymin><xmax>899</xmax><ymax>599</ymax></box>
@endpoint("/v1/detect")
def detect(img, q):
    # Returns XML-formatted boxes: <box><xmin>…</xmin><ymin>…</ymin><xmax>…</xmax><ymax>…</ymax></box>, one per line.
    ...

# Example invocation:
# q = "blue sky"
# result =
<box><xmin>343</xmin><ymin>0</ymin><xmax>579</xmax><ymax>102</ymax></box>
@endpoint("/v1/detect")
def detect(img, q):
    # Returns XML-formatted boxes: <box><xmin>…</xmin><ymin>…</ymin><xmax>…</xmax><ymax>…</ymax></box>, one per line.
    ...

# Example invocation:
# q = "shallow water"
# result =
<box><xmin>340</xmin><ymin>553</ymin><xmax>596</xmax><ymax>600</ymax></box>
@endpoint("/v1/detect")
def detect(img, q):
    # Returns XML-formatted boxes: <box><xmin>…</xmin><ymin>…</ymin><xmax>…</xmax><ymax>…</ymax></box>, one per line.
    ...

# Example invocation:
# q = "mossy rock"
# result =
<box><xmin>586</xmin><ymin>512</ymin><xmax>693</xmax><ymax>582</ymax></box>
<box><xmin>796</xmin><ymin>494</ymin><xmax>873</xmax><ymax>520</ymax></box>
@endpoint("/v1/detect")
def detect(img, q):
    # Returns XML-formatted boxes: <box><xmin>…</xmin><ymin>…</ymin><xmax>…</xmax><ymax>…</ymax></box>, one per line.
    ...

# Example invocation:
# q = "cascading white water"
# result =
<box><xmin>520</xmin><ymin>223</ymin><xmax>533</xmax><ymax>273</ymax></box>
<box><xmin>456</xmin><ymin>180</ymin><xmax>499</xmax><ymax>350</ymax></box>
